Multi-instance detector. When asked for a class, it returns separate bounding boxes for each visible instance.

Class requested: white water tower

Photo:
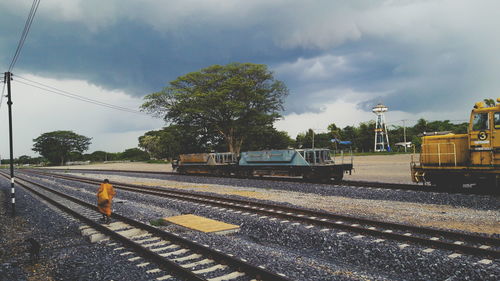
[372,103,390,152]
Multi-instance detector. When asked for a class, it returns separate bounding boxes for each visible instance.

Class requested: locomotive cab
[412,98,500,189]
[469,103,500,166]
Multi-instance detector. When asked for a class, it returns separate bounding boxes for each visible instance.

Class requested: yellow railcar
[411,99,500,189]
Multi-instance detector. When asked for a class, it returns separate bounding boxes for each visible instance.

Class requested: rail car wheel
[302,172,313,180]
[319,176,330,183]
[237,170,252,178]
[431,175,462,191]
[332,173,344,184]
[476,176,499,194]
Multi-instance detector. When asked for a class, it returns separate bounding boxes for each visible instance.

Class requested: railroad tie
[207,271,245,281]
[183,259,215,269]
[192,264,228,274]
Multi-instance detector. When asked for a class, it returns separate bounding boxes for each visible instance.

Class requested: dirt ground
[44,154,417,184]
[345,154,416,183]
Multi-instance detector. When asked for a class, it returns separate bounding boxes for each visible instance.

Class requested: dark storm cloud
[276,35,499,114]
[0,8,316,99]
[1,0,499,117]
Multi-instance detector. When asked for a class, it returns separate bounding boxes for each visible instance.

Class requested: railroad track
[22,169,500,261]
[1,171,291,281]
[36,168,495,195]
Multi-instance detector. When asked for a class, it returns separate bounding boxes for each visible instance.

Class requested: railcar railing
[417,143,457,166]
[331,149,353,165]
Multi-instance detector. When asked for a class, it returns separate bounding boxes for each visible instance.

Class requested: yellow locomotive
[411,99,500,189]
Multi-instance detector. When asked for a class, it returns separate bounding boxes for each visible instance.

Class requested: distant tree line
[293,119,468,153]
[2,130,151,166]
[2,147,151,166]
[137,118,469,159]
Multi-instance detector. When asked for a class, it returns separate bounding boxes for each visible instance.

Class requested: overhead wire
[14,76,148,116]
[2,0,40,111]
[8,0,41,72]
[1,0,147,117]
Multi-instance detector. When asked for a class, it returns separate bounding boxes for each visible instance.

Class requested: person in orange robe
[97,179,116,223]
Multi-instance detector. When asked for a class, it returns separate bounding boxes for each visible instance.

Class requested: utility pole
[403,119,407,153]
[311,129,315,149]
[5,72,15,216]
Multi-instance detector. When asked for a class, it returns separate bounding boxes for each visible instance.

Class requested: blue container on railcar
[239,149,310,166]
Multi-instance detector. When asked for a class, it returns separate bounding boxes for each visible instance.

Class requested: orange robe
[97,183,116,216]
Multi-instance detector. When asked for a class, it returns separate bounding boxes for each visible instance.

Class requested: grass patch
[146,160,170,164]
[150,218,167,226]
[350,152,413,156]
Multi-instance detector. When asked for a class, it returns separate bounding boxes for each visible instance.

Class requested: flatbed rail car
[173,148,353,183]
[173,152,237,176]
[239,149,352,182]
[411,98,500,189]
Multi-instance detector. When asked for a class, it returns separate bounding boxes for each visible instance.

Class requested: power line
[8,0,41,72]
[14,78,146,115]
[13,76,148,116]
[16,75,147,115]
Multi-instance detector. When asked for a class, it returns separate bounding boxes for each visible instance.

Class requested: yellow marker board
[163,214,239,234]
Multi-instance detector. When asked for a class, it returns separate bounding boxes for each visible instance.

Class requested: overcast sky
[1,0,498,157]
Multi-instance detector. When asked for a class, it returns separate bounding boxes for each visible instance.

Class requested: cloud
[274,54,353,81]
[0,73,164,157]
[0,0,499,148]
[276,95,471,139]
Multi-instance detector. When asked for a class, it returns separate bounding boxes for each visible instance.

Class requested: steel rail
[36,167,494,195]
[1,171,291,281]
[0,172,205,281]
[23,169,500,259]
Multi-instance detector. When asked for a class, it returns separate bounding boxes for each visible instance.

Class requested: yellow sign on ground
[163,214,240,234]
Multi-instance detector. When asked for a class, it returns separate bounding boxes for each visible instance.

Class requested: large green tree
[240,126,294,151]
[139,126,182,160]
[139,125,210,160]
[141,63,289,154]
[32,131,92,165]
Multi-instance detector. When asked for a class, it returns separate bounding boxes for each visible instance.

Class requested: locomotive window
[495,113,500,129]
[472,113,489,130]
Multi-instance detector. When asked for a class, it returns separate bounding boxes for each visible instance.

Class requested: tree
[138,134,163,158]
[357,121,376,152]
[484,98,496,107]
[241,126,294,151]
[84,151,109,162]
[32,131,92,165]
[295,129,331,149]
[341,125,358,150]
[139,125,207,160]
[121,148,150,161]
[141,63,289,154]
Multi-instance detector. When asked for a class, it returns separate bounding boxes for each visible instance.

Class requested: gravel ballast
[44,170,500,236]
[11,171,499,281]
[0,177,180,281]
